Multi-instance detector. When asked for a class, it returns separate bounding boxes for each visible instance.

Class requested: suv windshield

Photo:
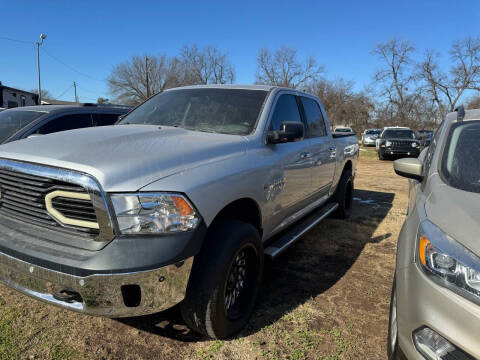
[0,110,45,143]
[382,129,415,139]
[441,121,480,194]
[366,129,380,135]
[118,88,267,135]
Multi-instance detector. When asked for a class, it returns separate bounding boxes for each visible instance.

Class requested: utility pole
[73,82,78,104]
[145,56,150,98]
[36,34,47,104]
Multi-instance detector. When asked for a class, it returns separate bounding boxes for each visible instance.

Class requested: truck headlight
[111,193,200,234]
[385,140,392,147]
[418,220,480,305]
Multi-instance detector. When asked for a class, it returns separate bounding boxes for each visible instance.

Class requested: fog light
[413,327,474,360]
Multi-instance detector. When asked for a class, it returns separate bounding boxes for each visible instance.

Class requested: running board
[264,202,339,259]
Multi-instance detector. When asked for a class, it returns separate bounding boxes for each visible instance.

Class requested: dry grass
[0,152,408,359]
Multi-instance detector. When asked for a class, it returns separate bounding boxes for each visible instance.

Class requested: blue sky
[1,0,479,103]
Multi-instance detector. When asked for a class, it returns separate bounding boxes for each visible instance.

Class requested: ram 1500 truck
[0,85,358,339]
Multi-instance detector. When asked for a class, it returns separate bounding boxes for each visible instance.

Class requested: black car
[376,127,420,160]
[0,104,131,144]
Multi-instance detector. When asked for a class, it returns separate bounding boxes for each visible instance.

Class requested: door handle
[328,147,336,152]
[300,152,312,159]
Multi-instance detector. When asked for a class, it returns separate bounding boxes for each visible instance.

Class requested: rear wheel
[181,219,263,339]
[333,169,354,219]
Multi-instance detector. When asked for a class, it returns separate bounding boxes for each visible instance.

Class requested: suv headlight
[111,193,200,234]
[385,140,392,147]
[412,142,419,148]
[418,220,480,305]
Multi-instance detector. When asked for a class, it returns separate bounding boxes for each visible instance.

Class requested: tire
[333,168,354,219]
[387,277,400,360]
[181,219,264,339]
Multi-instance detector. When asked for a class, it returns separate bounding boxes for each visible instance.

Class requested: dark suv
[0,104,131,144]
[376,127,420,160]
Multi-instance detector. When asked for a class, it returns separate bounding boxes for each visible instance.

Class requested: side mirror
[394,158,423,181]
[267,122,304,144]
[27,133,43,139]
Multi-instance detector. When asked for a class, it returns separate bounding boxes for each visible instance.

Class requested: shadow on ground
[118,188,395,341]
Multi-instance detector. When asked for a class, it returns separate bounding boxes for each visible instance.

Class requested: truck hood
[0,125,248,191]
[425,182,480,257]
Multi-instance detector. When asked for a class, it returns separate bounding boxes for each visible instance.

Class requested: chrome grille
[0,168,99,236]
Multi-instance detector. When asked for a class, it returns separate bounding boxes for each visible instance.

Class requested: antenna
[455,105,465,121]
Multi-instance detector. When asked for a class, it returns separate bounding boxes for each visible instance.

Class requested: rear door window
[35,113,93,135]
[300,97,326,137]
[269,94,303,131]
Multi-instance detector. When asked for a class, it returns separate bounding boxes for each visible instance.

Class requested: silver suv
[390,106,480,359]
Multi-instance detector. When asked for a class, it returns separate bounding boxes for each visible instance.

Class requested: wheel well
[343,160,352,175]
[211,198,262,236]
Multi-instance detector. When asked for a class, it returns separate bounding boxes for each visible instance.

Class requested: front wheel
[181,219,263,339]
[387,277,400,359]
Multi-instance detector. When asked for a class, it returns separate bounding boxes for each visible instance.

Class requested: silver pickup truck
[0,85,358,338]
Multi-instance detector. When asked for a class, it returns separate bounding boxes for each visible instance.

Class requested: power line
[55,84,73,99]
[0,36,33,44]
[42,48,103,82]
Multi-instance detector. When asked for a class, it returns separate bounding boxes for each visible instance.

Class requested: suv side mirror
[394,158,423,181]
[267,122,304,144]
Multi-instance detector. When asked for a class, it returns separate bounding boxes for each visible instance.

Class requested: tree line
[107,39,480,131]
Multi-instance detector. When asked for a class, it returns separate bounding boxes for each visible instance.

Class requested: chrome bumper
[0,251,193,317]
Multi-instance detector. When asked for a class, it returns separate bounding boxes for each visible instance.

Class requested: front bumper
[0,250,193,317]
[362,138,377,146]
[396,263,480,359]
[0,216,206,317]
[379,148,420,157]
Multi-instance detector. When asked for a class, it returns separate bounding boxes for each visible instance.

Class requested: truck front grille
[0,168,99,237]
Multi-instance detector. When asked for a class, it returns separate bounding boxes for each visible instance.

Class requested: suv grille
[390,140,413,150]
[0,168,99,236]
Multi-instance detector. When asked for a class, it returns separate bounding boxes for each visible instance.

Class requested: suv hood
[425,182,480,256]
[0,125,248,191]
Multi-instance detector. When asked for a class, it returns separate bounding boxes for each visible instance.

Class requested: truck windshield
[0,110,45,143]
[382,130,415,139]
[118,89,267,135]
[441,121,480,194]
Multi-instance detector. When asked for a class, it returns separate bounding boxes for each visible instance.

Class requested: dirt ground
[0,148,409,360]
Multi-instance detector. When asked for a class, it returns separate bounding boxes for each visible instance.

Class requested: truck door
[299,96,336,198]
[266,93,312,218]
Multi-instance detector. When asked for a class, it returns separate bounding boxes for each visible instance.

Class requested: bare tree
[107,55,182,105]
[418,37,480,113]
[372,39,418,125]
[255,46,324,89]
[467,96,480,109]
[307,78,374,131]
[180,45,235,85]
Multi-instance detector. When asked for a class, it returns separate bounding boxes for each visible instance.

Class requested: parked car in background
[362,128,381,146]
[0,85,358,339]
[389,107,480,360]
[376,127,420,160]
[334,126,354,134]
[0,104,131,144]
[416,129,434,148]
